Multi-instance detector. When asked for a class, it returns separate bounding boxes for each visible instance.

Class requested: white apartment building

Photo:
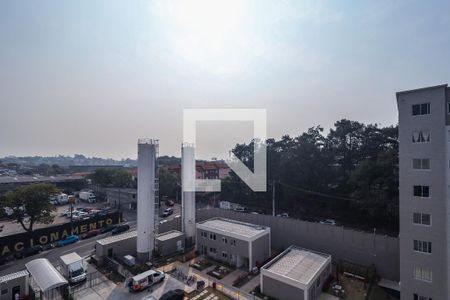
[397,84,450,300]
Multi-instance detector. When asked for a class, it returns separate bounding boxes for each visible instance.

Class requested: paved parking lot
[0,202,109,236]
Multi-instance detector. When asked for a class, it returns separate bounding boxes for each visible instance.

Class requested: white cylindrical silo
[182,144,196,247]
[137,139,156,262]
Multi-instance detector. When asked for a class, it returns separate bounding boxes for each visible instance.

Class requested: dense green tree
[1,183,58,232]
[220,119,399,233]
[158,168,179,199]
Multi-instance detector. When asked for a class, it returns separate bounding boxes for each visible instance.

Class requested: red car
[81,230,100,239]
[166,200,174,207]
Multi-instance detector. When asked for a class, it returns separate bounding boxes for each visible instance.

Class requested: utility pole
[272,179,275,216]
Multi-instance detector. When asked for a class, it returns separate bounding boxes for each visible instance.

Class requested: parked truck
[49,193,69,205]
[60,252,87,284]
[79,191,96,203]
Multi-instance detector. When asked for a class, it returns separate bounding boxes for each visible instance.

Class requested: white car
[61,209,71,217]
[320,219,336,226]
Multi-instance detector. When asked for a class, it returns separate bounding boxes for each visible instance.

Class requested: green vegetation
[0,183,59,232]
[221,119,399,233]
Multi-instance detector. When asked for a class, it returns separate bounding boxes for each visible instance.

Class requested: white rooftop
[25,258,68,292]
[0,270,29,284]
[97,230,137,245]
[156,230,184,242]
[197,218,268,239]
[264,246,331,286]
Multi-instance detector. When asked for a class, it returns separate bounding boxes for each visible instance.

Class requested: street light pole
[272,178,276,217]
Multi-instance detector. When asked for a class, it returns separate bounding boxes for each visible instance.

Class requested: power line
[278,181,358,202]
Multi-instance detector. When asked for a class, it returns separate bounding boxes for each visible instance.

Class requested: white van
[128,270,165,292]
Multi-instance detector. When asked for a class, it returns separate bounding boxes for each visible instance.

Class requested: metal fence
[70,271,110,294]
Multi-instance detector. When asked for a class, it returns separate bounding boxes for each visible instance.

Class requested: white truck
[49,193,69,205]
[79,191,96,203]
[60,252,87,284]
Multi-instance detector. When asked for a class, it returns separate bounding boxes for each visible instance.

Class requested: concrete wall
[262,276,304,300]
[197,208,400,281]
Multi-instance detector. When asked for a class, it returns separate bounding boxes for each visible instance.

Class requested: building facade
[397,84,450,300]
[196,218,270,271]
[106,188,137,209]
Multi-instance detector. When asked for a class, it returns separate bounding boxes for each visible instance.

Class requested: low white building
[261,245,331,300]
[196,218,270,271]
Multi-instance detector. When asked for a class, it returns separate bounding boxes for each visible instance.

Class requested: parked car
[0,254,15,265]
[112,224,130,235]
[73,211,90,221]
[15,245,43,259]
[233,206,245,212]
[61,209,72,217]
[56,235,79,247]
[159,289,184,300]
[99,224,117,234]
[165,200,174,207]
[162,208,173,218]
[81,229,100,239]
[159,219,168,225]
[320,219,336,226]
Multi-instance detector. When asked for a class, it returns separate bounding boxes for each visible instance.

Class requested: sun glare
[155,0,250,74]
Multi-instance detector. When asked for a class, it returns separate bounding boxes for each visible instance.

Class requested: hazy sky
[1,1,450,160]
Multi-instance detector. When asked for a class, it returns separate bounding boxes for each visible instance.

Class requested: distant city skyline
[1,1,450,159]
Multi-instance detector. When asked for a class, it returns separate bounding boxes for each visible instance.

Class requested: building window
[448,102,450,114]
[413,240,432,254]
[412,159,430,170]
[209,233,216,240]
[209,247,216,254]
[414,294,432,300]
[230,239,236,246]
[412,103,430,116]
[222,251,228,258]
[413,185,430,197]
[222,237,227,244]
[412,130,430,143]
[413,213,431,226]
[413,266,432,282]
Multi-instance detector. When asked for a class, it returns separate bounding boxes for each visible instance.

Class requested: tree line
[221,119,399,234]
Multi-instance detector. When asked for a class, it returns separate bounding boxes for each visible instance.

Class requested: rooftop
[396,84,448,96]
[0,270,29,284]
[156,230,184,242]
[97,230,137,245]
[0,175,84,184]
[60,252,82,265]
[263,246,331,287]
[197,217,269,239]
[25,258,68,292]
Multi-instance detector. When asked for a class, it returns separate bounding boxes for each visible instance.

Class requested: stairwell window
[413,240,432,254]
[413,185,430,197]
[412,130,430,143]
[413,159,430,170]
[413,213,431,226]
[412,103,430,116]
[414,294,432,300]
[413,266,432,282]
